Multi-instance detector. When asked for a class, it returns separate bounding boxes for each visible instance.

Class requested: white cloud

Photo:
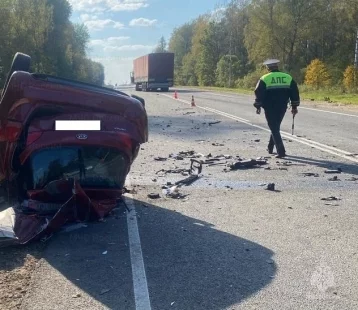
[69,0,149,13]
[103,44,155,52]
[129,18,157,27]
[89,36,130,46]
[84,18,124,31]
[80,14,98,22]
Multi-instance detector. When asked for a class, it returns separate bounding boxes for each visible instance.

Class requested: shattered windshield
[27,146,128,190]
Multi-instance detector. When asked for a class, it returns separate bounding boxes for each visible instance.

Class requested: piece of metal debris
[72,293,81,298]
[302,172,319,177]
[266,183,275,191]
[212,143,225,146]
[328,176,340,181]
[209,121,221,125]
[148,193,160,199]
[229,158,267,170]
[321,196,340,201]
[346,177,358,181]
[154,157,167,161]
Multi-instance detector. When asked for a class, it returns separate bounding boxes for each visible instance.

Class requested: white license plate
[55,120,101,131]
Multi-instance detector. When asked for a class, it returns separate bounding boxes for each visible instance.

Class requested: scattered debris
[156,168,190,175]
[148,193,161,199]
[302,172,319,177]
[277,161,294,166]
[100,289,111,295]
[266,183,275,191]
[324,168,342,174]
[229,158,267,170]
[346,177,358,181]
[169,151,203,159]
[154,157,167,161]
[212,143,225,146]
[328,176,340,181]
[208,121,221,126]
[184,112,195,115]
[72,293,81,298]
[254,139,260,142]
[321,196,341,201]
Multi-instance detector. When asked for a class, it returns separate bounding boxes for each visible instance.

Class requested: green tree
[196,21,225,86]
[154,36,167,53]
[216,55,241,87]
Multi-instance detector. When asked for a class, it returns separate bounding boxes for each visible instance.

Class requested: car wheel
[1,52,31,97]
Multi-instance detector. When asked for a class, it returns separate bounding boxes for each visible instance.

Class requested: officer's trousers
[264,106,287,155]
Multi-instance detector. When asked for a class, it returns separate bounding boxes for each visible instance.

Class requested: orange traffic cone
[174,91,178,99]
[191,95,196,107]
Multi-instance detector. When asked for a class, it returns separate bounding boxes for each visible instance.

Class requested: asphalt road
[21,87,358,310]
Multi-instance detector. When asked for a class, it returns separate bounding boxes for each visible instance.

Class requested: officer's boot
[275,141,286,158]
[272,133,286,158]
[267,135,274,154]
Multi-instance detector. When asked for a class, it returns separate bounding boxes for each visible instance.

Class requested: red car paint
[0,70,148,245]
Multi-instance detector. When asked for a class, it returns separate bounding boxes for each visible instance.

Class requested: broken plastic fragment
[266,183,275,191]
[148,193,160,199]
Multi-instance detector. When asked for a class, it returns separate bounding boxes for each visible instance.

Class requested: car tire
[1,52,31,97]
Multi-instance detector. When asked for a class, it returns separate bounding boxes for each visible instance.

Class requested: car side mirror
[131,94,145,107]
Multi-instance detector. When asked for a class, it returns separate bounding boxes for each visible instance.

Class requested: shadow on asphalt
[38,198,275,309]
[0,243,44,271]
[287,155,358,176]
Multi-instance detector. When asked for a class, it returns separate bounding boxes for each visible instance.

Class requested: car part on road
[301,172,320,177]
[154,157,167,161]
[321,196,341,201]
[148,193,161,199]
[229,158,268,170]
[208,121,221,126]
[266,183,275,191]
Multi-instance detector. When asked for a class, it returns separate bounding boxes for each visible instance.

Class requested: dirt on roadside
[0,243,45,310]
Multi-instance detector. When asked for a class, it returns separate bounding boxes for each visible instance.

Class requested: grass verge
[177,86,358,105]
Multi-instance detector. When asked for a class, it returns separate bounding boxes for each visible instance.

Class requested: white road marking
[178,90,358,118]
[125,178,152,310]
[161,94,358,164]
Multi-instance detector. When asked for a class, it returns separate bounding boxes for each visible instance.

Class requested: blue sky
[69,0,225,85]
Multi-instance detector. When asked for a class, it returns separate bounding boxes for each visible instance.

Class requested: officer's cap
[263,59,280,67]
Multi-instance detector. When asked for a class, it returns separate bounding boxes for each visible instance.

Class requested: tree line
[166,0,358,92]
[0,0,105,88]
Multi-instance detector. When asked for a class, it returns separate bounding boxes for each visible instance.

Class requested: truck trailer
[130,52,174,92]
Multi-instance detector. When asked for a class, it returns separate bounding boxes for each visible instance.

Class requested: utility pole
[354,29,358,88]
[229,31,232,88]
[355,28,358,69]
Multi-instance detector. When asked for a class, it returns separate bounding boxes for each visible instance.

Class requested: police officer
[254,59,300,158]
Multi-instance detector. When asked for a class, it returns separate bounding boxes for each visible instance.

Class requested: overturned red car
[0,53,148,246]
